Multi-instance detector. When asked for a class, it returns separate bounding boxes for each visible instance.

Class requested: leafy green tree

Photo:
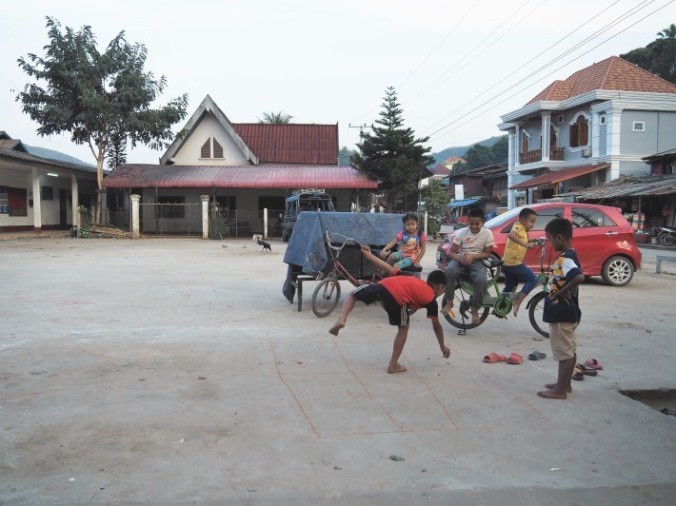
[621,24,676,84]
[106,134,127,171]
[421,179,449,238]
[490,135,508,164]
[259,112,293,124]
[338,146,356,166]
[16,17,188,223]
[352,86,434,210]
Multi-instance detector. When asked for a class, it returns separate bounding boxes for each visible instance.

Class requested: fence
[138,202,202,236]
[209,207,284,239]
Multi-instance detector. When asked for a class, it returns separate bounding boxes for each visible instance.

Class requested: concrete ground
[1,236,675,505]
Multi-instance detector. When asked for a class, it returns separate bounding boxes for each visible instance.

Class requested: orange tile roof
[527,56,676,105]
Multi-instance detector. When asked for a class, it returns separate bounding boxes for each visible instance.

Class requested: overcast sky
[2,0,674,165]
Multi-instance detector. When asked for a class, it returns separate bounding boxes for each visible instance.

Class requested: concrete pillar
[263,208,269,239]
[31,167,42,231]
[507,131,515,209]
[541,114,550,161]
[201,195,210,239]
[71,174,79,231]
[131,194,141,239]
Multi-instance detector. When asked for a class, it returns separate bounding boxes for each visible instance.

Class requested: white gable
[171,112,249,166]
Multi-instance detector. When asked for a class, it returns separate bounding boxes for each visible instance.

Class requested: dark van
[282,189,335,241]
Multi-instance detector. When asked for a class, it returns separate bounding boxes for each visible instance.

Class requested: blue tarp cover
[283,211,403,274]
[447,198,481,207]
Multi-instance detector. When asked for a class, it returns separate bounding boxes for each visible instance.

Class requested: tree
[259,112,293,124]
[421,179,448,238]
[621,24,676,84]
[16,17,188,223]
[338,146,356,166]
[454,135,508,173]
[352,87,434,210]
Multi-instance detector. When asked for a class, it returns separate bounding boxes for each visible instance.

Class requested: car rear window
[571,207,616,228]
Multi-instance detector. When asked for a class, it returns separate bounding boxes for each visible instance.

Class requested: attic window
[201,140,211,158]
[200,137,224,159]
[213,139,223,158]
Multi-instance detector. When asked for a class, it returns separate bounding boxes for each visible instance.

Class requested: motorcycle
[656,226,676,246]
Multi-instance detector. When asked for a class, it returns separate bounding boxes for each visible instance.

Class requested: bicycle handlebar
[324,232,364,253]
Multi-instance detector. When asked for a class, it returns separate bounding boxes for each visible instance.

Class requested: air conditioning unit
[580,147,592,158]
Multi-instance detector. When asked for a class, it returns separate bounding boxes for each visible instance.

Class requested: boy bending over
[329,246,450,374]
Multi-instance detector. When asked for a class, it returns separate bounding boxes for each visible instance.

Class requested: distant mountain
[431,135,505,165]
[25,144,95,168]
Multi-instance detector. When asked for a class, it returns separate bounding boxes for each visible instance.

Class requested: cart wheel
[312,277,341,317]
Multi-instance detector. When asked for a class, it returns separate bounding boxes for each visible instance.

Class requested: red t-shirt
[378,276,439,317]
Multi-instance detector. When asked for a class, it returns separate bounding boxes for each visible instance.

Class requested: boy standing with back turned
[538,218,584,400]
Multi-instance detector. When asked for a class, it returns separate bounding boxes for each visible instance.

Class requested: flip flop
[507,352,523,365]
[572,366,585,381]
[577,364,598,376]
[584,358,604,370]
[483,352,507,363]
[528,351,546,361]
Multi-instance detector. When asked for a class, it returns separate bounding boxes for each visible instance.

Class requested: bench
[291,275,316,312]
[655,256,676,274]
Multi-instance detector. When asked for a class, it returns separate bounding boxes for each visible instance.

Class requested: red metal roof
[527,56,676,105]
[102,164,378,189]
[231,124,338,165]
[510,164,610,190]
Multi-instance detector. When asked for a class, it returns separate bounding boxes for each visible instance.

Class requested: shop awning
[447,198,481,207]
[510,164,609,190]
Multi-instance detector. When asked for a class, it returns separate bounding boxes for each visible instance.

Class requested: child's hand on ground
[441,345,451,359]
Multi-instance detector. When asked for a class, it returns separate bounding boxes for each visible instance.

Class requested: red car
[436,203,642,287]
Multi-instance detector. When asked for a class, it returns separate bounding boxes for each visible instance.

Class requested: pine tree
[352,87,434,210]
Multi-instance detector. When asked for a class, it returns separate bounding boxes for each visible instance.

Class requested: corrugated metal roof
[0,146,98,174]
[563,174,676,199]
[527,56,676,105]
[232,123,338,165]
[102,164,378,189]
[510,164,609,190]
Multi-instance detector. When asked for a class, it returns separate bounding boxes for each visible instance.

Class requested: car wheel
[601,255,634,286]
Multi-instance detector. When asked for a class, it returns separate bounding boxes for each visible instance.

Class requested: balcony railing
[519,147,565,164]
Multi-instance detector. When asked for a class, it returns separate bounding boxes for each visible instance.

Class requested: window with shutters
[569,113,589,148]
[201,139,211,158]
[213,139,223,158]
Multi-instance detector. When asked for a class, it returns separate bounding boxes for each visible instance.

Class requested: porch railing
[519,147,565,164]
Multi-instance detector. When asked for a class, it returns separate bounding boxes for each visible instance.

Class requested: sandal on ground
[483,352,507,363]
[528,351,546,361]
[507,352,523,365]
[584,358,603,370]
[572,366,585,381]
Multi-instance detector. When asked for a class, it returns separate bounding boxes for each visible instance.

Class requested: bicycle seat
[401,264,423,273]
[482,258,503,269]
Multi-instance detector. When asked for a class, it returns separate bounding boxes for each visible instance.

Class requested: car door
[569,205,620,275]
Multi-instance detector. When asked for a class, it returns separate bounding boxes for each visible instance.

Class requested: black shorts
[352,284,409,327]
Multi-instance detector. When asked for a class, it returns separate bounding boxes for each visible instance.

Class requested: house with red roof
[102,95,377,235]
[498,56,676,207]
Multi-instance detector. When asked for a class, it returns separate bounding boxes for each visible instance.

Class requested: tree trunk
[94,146,105,224]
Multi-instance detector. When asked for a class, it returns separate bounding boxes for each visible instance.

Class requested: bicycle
[311,232,421,318]
[442,238,551,338]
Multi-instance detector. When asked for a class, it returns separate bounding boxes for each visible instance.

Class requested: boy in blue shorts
[538,218,584,400]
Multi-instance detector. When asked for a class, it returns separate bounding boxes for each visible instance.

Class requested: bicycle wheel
[442,287,489,330]
[528,291,549,338]
[312,277,341,318]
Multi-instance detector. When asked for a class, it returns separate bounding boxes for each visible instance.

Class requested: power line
[428,0,675,141]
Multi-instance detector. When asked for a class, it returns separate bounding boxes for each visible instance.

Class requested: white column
[591,112,600,158]
[31,167,42,231]
[263,208,269,239]
[70,174,79,231]
[131,194,141,239]
[201,195,210,239]
[514,124,521,168]
[507,131,516,209]
[541,114,551,161]
[607,109,622,180]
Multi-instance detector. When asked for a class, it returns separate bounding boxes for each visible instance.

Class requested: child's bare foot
[471,309,480,324]
[387,363,407,374]
[545,383,572,393]
[328,321,345,336]
[537,389,567,399]
[512,301,522,317]
[441,301,454,316]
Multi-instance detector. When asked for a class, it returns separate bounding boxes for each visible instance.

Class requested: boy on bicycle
[502,207,539,317]
[441,208,495,324]
[329,246,450,374]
